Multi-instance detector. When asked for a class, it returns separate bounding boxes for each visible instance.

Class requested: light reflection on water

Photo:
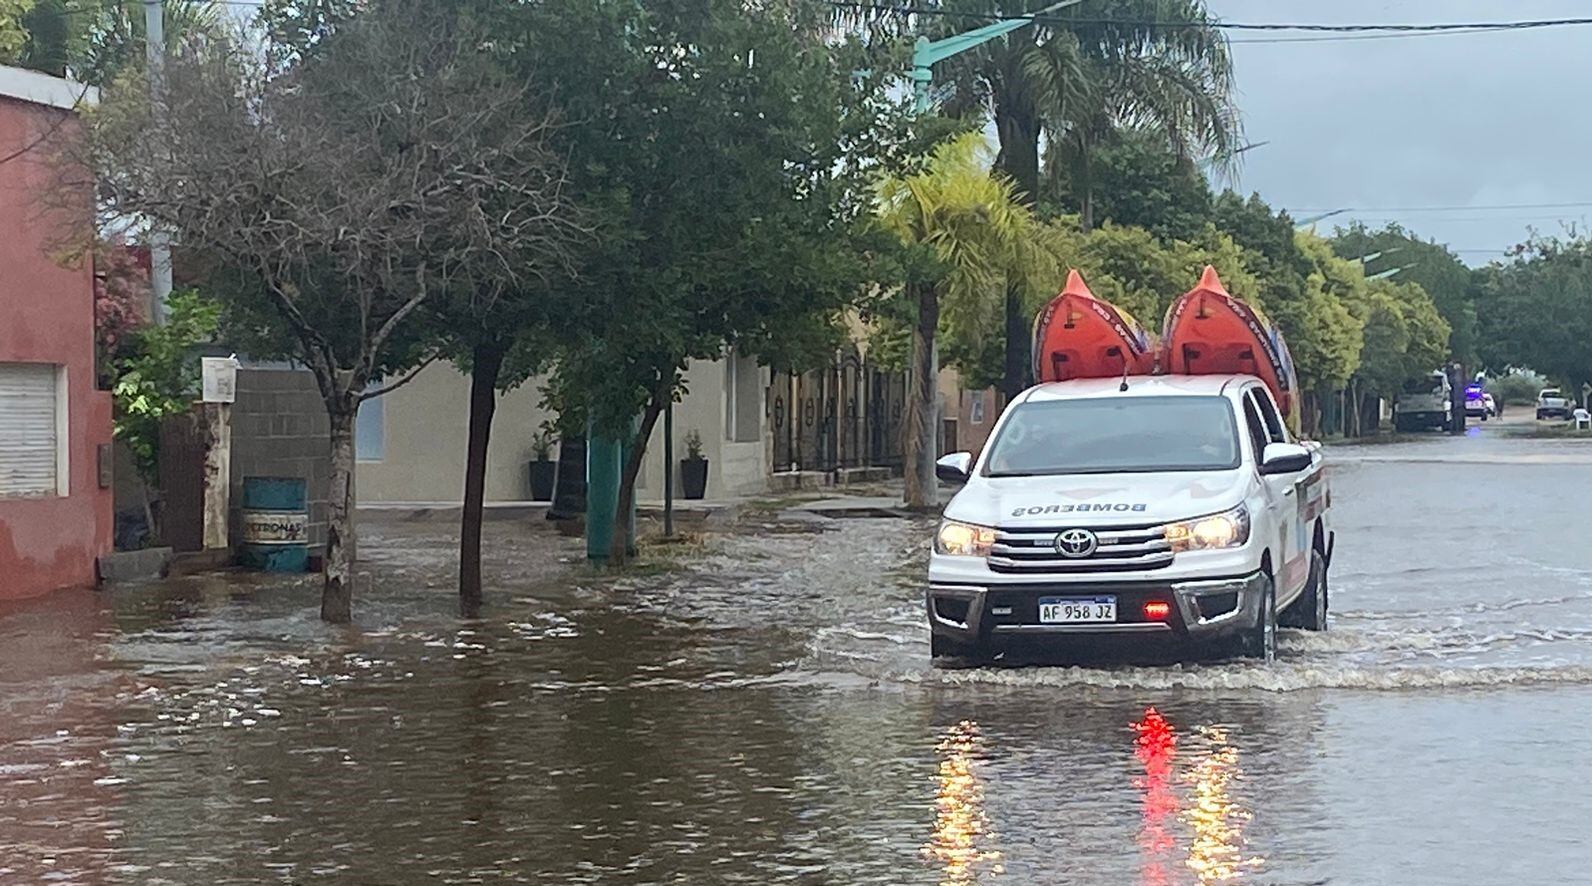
[1182,724,1262,883]
[925,719,1002,884]
[1134,707,1179,886]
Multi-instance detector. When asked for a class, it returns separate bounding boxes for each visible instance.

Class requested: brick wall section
[230,369,331,548]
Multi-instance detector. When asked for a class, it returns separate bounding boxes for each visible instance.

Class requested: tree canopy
[1476,235,1592,398]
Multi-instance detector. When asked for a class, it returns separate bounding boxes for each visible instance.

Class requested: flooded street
[6,426,1592,884]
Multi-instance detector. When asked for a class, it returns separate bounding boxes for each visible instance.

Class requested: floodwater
[6,420,1592,884]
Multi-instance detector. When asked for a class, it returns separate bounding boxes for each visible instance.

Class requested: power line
[826,3,1592,36]
[1290,201,1592,214]
[1231,28,1517,45]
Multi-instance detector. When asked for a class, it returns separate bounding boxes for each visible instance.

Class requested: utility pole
[143,0,173,324]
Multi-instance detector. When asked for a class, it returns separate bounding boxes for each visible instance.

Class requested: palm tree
[1033,1,1239,231]
[875,132,1041,507]
[838,1,1238,399]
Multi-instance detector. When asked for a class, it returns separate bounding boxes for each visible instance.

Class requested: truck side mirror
[1259,442,1312,475]
[936,452,973,483]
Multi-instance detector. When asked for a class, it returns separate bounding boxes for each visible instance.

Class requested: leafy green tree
[1034,217,1256,324]
[1476,235,1592,402]
[0,0,35,63]
[1332,222,1476,366]
[8,0,221,83]
[840,0,1237,401]
[1046,129,1213,242]
[527,0,888,560]
[105,290,219,541]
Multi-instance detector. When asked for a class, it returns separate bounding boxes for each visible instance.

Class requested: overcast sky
[1212,0,1592,265]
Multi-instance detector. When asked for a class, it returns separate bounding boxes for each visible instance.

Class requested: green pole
[909,0,1084,117]
[621,416,638,557]
[585,421,621,563]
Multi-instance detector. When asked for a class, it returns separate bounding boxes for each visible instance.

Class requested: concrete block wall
[230,368,331,547]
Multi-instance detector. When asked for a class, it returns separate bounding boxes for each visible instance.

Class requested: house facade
[354,352,771,506]
[0,66,113,598]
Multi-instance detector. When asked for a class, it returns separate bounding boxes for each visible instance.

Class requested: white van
[927,374,1332,664]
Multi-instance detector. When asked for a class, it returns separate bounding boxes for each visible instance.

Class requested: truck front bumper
[926,572,1269,645]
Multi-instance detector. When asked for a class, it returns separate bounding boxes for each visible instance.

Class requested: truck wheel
[1238,575,1277,662]
[1280,548,1328,631]
[931,633,985,667]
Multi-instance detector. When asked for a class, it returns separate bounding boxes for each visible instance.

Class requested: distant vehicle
[1394,371,1452,431]
[1537,389,1573,421]
[1484,393,1498,417]
[1465,384,1490,421]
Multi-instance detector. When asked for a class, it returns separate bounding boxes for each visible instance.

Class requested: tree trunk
[608,390,667,564]
[459,340,506,618]
[547,432,586,522]
[322,407,357,623]
[993,90,1041,402]
[904,282,940,509]
[1077,132,1097,232]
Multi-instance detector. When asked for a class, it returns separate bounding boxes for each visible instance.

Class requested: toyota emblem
[1054,528,1098,558]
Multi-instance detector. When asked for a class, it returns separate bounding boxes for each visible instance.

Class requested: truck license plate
[1038,596,1116,624]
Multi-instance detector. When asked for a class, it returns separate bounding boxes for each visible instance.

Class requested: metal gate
[770,347,905,474]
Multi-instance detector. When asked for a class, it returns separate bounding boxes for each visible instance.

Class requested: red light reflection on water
[1133,707,1178,886]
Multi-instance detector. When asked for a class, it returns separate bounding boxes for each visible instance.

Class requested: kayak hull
[1032,271,1157,384]
[1161,268,1299,420]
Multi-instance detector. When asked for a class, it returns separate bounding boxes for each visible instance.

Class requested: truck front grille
[987,524,1173,574]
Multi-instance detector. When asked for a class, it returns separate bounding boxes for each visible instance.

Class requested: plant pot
[528,459,556,502]
[680,456,709,500]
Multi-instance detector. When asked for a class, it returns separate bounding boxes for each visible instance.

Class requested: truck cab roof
[1015,374,1261,405]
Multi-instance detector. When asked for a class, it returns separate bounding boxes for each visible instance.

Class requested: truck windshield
[984,396,1241,477]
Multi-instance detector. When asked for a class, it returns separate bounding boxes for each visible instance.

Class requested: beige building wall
[355,363,552,504]
[633,351,769,503]
[355,354,769,505]
[936,367,1003,460]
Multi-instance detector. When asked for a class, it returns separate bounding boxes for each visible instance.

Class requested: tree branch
[359,351,440,402]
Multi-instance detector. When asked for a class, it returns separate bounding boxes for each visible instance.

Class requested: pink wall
[0,93,113,599]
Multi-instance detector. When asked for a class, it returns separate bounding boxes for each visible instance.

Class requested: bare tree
[81,7,577,621]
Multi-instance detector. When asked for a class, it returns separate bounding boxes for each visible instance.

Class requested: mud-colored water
[4,426,1592,883]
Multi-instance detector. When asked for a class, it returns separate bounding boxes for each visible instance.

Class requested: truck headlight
[935,520,996,557]
[1165,505,1250,553]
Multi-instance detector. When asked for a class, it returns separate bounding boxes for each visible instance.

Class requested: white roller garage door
[0,363,60,498]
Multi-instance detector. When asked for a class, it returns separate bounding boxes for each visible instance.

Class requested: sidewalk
[359,479,931,523]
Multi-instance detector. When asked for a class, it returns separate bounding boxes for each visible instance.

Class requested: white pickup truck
[927,375,1332,664]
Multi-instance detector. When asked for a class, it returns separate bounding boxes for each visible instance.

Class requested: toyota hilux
[927,375,1332,664]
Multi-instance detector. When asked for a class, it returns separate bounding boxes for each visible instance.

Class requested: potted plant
[528,431,557,502]
[680,429,708,500]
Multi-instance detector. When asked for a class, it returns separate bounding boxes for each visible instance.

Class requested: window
[1241,395,1269,461]
[1248,388,1288,444]
[723,350,761,443]
[0,363,66,498]
[970,396,986,425]
[356,385,385,462]
[983,396,1241,477]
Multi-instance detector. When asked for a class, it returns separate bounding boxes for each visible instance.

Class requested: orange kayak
[1032,270,1157,384]
[1161,266,1300,418]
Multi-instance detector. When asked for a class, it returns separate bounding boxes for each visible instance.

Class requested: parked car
[1538,389,1573,421]
[1394,371,1452,431]
[927,374,1332,665]
[1484,393,1498,417]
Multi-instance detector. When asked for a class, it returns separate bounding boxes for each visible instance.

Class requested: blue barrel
[239,477,309,572]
